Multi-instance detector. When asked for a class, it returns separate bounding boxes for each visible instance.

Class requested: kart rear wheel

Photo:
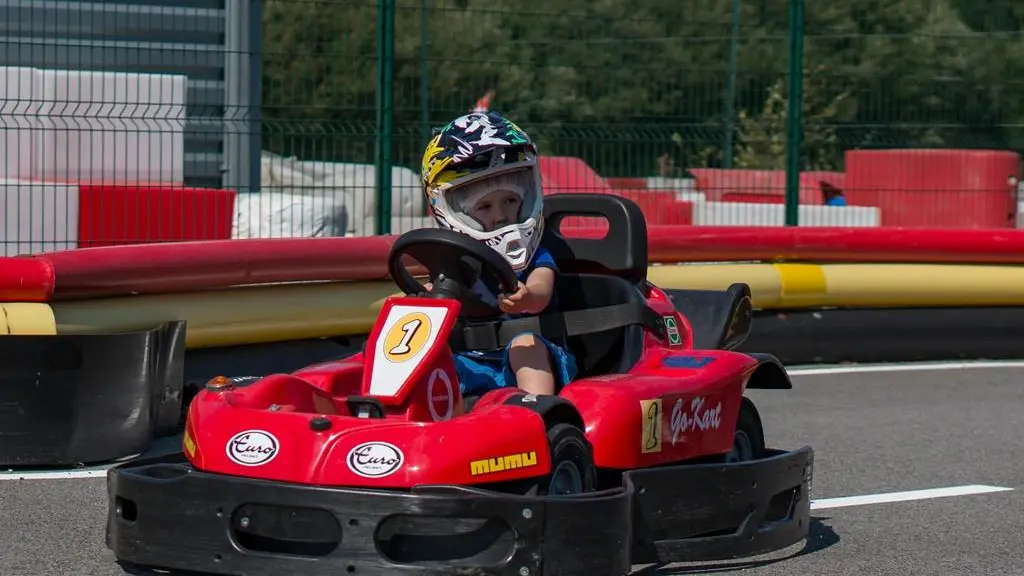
[536,423,597,496]
[725,398,766,463]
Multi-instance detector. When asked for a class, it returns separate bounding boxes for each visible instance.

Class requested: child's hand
[499,282,532,314]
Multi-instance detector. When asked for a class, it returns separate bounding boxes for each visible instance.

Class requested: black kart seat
[450,194,668,378]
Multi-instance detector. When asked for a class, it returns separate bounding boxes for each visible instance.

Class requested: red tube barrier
[642,226,1024,264]
[0,236,404,302]
[7,225,1024,303]
[0,258,56,302]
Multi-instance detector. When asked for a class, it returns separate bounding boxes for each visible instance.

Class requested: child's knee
[507,334,552,368]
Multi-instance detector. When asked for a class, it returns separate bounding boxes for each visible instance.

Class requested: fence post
[375,0,396,235]
[420,0,430,148]
[722,0,740,168]
[784,0,804,226]
[224,0,263,196]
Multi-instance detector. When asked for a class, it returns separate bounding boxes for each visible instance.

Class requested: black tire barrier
[741,307,1024,365]
[0,321,185,467]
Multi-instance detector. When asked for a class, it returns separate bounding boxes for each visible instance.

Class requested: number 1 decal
[383,312,432,363]
[388,318,422,355]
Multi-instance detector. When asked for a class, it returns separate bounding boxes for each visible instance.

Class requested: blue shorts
[453,333,577,396]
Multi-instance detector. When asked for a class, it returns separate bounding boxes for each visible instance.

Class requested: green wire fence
[2,0,1023,253]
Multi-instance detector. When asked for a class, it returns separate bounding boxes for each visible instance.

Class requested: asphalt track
[2,362,1022,576]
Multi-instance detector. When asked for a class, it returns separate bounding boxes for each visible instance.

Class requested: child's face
[468,189,522,231]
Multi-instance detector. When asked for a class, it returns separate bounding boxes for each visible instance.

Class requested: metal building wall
[0,0,238,189]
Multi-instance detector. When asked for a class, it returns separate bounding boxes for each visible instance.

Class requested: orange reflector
[206,375,233,391]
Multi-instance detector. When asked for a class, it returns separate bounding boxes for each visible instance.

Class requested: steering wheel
[387,228,520,319]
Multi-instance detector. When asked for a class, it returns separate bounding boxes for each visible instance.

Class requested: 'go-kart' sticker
[347,441,405,478]
[226,430,279,466]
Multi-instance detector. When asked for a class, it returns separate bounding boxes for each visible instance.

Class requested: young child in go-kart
[419,111,576,397]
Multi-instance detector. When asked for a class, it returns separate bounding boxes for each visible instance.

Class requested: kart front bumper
[106,447,812,576]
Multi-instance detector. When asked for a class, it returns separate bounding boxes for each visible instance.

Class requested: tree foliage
[260,0,1024,177]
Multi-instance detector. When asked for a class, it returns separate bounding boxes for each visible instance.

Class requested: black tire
[725,398,766,463]
[535,423,598,496]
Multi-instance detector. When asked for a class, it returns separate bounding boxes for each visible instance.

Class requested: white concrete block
[36,69,187,183]
[0,67,187,183]
[0,67,43,181]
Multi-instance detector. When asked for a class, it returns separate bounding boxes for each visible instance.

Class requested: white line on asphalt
[0,469,110,480]
[810,484,1014,510]
[788,360,1024,376]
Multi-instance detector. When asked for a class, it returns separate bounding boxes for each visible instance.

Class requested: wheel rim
[548,460,584,495]
[725,430,754,463]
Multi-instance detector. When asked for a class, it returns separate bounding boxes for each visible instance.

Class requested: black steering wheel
[387,228,520,319]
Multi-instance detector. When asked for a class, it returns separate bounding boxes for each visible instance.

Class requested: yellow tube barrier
[49,282,401,349]
[650,263,1024,308]
[648,264,787,308]
[7,263,1024,346]
[0,303,57,335]
[819,264,1024,306]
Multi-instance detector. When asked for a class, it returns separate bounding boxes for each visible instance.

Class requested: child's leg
[507,334,555,394]
[506,334,577,395]
[453,352,507,396]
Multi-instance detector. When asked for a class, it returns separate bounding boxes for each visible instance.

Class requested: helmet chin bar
[476,218,540,273]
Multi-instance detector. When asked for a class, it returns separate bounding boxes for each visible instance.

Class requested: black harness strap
[450,302,667,352]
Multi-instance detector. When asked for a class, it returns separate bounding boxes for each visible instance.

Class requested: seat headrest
[542,193,649,285]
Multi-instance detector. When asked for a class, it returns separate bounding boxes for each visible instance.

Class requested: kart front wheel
[537,423,597,496]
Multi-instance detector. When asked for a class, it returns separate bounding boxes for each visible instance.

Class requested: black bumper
[106,447,812,576]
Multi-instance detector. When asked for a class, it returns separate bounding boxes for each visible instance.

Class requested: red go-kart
[106,194,813,576]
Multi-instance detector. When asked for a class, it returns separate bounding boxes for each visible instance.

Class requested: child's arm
[500,266,555,314]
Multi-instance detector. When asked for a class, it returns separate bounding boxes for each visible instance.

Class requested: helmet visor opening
[443,168,541,231]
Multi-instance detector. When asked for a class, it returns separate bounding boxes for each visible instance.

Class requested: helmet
[420,111,544,272]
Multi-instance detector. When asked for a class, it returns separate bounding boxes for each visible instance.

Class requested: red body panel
[182,283,763,488]
[559,348,756,469]
[184,393,551,489]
